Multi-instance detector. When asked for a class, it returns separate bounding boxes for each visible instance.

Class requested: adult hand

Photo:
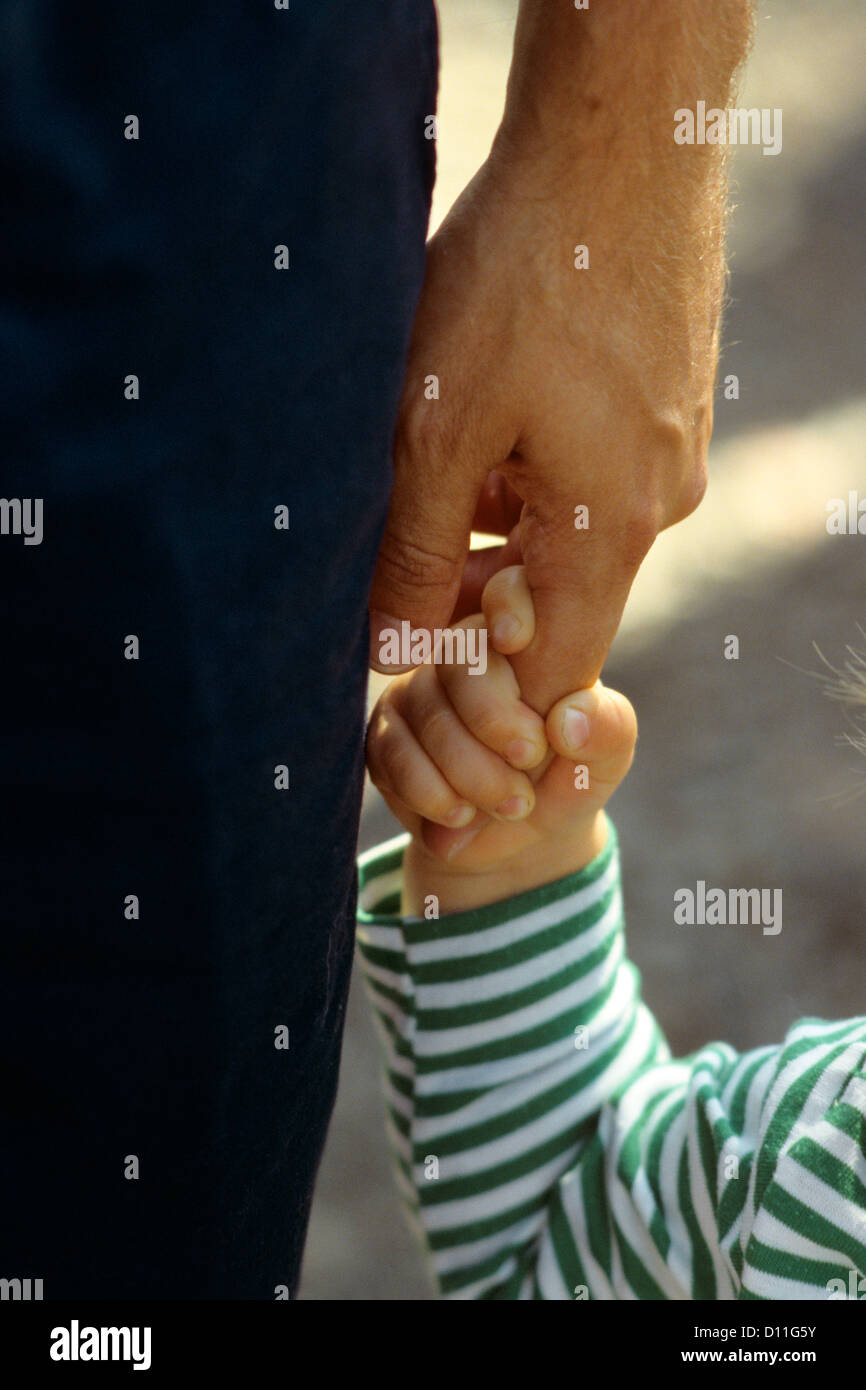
[369,0,753,716]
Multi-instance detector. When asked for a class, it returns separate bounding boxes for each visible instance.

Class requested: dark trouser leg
[0,0,438,1298]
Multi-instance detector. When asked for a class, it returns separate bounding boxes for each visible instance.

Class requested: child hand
[366,566,637,914]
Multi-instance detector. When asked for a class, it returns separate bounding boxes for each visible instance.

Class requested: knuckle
[415,701,453,749]
[427,789,461,822]
[676,462,708,522]
[373,719,414,787]
[475,769,516,811]
[376,528,460,600]
[397,389,448,462]
[655,401,712,526]
[468,707,509,751]
[397,376,478,471]
[482,564,521,608]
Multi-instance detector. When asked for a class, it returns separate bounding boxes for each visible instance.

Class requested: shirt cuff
[356,815,624,1019]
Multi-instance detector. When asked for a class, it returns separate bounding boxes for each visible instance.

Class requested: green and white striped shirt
[356,819,866,1300]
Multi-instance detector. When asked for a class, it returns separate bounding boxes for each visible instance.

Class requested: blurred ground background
[300,0,866,1298]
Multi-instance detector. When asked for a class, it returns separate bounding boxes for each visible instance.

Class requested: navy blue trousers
[0,1,437,1298]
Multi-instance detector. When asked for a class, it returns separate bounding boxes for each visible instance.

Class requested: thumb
[507,493,638,715]
[369,427,484,674]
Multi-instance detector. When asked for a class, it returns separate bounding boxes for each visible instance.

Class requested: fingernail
[495,795,531,821]
[505,737,539,769]
[563,707,590,752]
[369,611,413,671]
[492,615,521,647]
[445,804,476,828]
[445,823,485,861]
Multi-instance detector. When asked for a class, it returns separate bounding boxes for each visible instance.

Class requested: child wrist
[403,812,608,916]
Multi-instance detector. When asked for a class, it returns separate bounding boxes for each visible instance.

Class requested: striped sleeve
[356,819,866,1300]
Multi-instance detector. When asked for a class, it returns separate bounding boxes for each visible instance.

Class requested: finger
[365,702,477,828]
[369,381,487,673]
[504,470,652,714]
[447,525,522,625]
[449,528,522,624]
[481,564,536,655]
[437,621,547,770]
[392,666,536,821]
[546,682,638,788]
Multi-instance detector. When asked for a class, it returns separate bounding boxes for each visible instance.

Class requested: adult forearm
[501,0,755,162]
[495,0,756,360]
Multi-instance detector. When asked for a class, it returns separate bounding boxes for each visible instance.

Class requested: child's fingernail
[505,737,539,768]
[563,707,590,752]
[495,795,531,821]
[445,804,476,828]
[492,615,521,647]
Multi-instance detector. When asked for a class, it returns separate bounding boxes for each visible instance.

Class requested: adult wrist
[496,0,754,172]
